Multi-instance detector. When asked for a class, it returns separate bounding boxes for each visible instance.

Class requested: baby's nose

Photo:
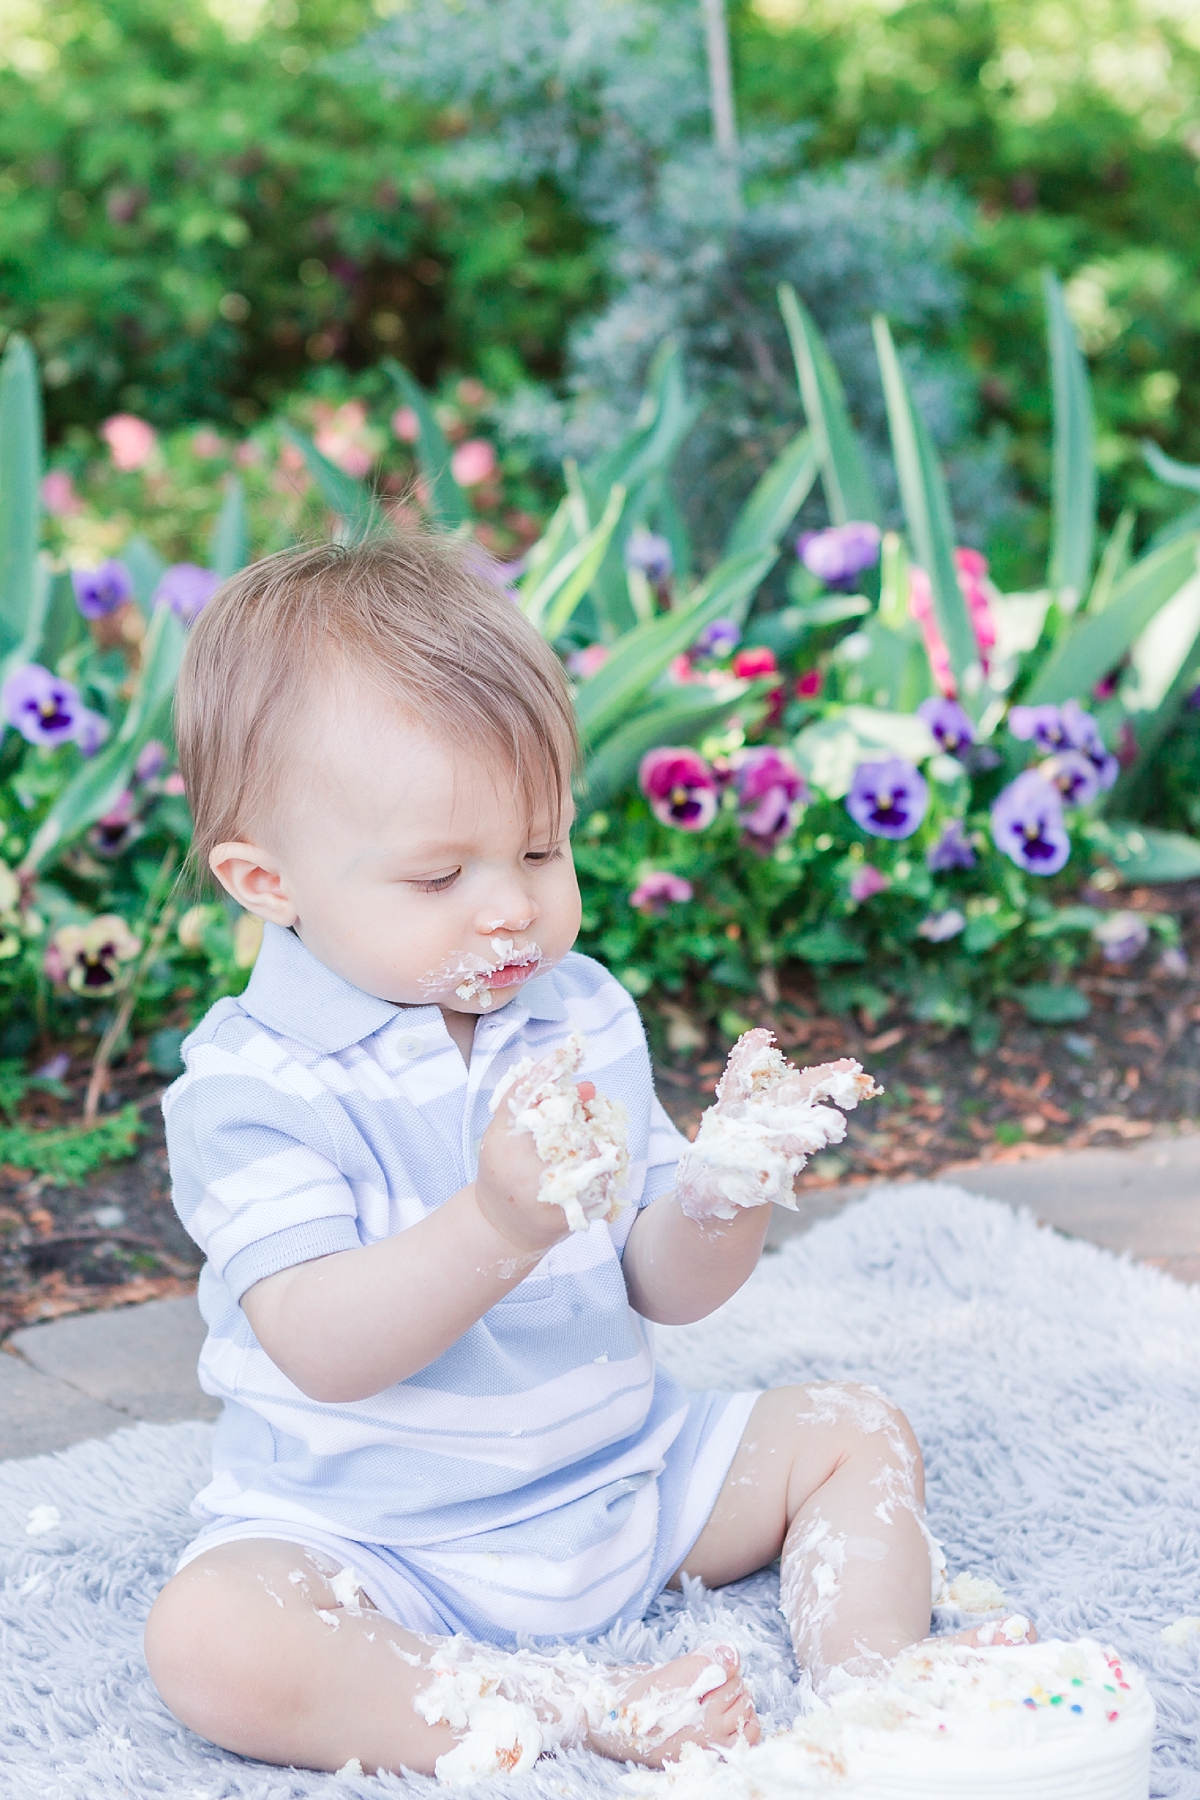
[480,913,534,935]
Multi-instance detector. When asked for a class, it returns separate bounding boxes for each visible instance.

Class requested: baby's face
[217,693,581,1014]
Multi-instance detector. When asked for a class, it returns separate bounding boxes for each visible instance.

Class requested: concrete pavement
[3,1128,1199,1461]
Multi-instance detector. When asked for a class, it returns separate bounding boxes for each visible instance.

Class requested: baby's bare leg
[673,1384,935,1692]
[145,1539,758,1775]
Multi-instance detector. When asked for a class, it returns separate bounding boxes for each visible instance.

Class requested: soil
[3,880,1198,1341]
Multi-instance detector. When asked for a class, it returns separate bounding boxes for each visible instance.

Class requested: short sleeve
[164,1035,363,1302]
[642,1093,689,1209]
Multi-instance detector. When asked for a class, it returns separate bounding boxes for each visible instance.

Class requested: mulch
[2,880,1198,1341]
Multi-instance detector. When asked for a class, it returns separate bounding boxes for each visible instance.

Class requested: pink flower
[191,428,224,458]
[668,653,695,684]
[40,470,81,516]
[567,643,610,679]
[100,413,156,472]
[162,771,187,796]
[629,871,694,913]
[795,668,823,700]
[731,746,808,851]
[954,546,997,665]
[638,747,719,832]
[849,864,888,902]
[235,439,263,468]
[908,565,956,697]
[391,405,421,443]
[451,439,498,487]
[314,401,374,478]
[731,646,778,680]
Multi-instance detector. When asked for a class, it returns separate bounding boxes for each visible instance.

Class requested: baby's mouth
[419,938,546,1010]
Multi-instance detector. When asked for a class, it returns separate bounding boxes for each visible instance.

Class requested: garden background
[2,0,1200,1329]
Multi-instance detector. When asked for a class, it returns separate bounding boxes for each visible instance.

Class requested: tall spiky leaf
[724,428,818,560]
[209,476,249,578]
[383,359,468,530]
[0,335,42,661]
[1044,271,1096,611]
[779,285,881,526]
[872,316,976,695]
[279,426,379,542]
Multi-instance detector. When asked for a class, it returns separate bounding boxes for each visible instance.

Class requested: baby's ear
[209,841,297,927]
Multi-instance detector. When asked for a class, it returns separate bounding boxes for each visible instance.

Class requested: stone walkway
[2,1130,1198,1462]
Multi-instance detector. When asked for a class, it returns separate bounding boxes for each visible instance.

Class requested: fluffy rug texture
[2,1183,1199,1799]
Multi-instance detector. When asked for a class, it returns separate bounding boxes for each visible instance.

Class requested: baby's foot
[586,1644,760,1767]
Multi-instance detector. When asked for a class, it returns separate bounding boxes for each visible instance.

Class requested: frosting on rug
[626,1638,1154,1800]
[491,1031,630,1233]
[675,1030,881,1223]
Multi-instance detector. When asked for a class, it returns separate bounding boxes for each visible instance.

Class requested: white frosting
[416,1637,729,1783]
[1161,1615,1200,1647]
[946,1572,1009,1614]
[626,1639,1154,1800]
[419,937,546,1011]
[490,1030,629,1233]
[675,1030,881,1223]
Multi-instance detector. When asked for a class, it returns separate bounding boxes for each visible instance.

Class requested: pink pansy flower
[731,646,778,680]
[849,864,888,902]
[732,746,808,852]
[100,413,157,472]
[629,871,694,913]
[450,439,498,487]
[40,470,82,516]
[391,405,421,443]
[638,747,719,832]
[796,668,823,700]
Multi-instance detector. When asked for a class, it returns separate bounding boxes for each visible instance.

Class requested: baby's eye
[410,870,460,893]
[525,846,564,866]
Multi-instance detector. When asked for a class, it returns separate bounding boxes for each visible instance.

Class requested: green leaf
[382,359,468,530]
[209,475,249,578]
[1093,822,1200,884]
[522,483,626,640]
[1084,507,1134,615]
[20,604,187,873]
[1142,439,1200,495]
[1015,983,1091,1023]
[574,551,773,748]
[793,922,866,965]
[279,424,380,542]
[872,315,977,696]
[794,704,937,799]
[779,285,881,525]
[585,339,696,501]
[0,1105,143,1184]
[1044,270,1096,610]
[1025,532,1200,705]
[123,535,167,616]
[580,685,759,808]
[0,335,42,662]
[723,429,818,562]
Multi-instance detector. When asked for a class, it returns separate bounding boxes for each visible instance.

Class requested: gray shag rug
[3,1183,1199,1799]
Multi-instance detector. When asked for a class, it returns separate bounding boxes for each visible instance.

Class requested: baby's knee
[145,1555,286,1745]
[789,1380,922,1469]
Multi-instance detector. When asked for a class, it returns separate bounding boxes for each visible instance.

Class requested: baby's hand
[474,1082,597,1254]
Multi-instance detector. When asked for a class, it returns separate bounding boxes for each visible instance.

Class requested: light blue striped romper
[165,923,756,1645]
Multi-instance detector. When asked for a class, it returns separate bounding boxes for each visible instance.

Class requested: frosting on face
[675,1029,881,1223]
[418,937,548,1011]
[490,1030,630,1233]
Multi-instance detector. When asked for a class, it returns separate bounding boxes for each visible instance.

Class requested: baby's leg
[145,1539,758,1774]
[674,1384,937,1692]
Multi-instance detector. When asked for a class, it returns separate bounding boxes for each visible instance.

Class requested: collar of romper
[239,920,566,1055]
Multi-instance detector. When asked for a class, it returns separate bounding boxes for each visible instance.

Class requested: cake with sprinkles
[630,1638,1154,1800]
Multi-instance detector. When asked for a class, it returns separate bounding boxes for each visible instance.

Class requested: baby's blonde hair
[174,536,579,878]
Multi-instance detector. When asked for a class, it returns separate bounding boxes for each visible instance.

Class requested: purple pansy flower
[71,559,133,620]
[796,522,881,590]
[926,819,976,872]
[990,771,1070,875]
[1093,911,1150,964]
[845,757,929,840]
[918,696,975,756]
[629,871,694,914]
[849,864,887,902]
[1040,751,1100,807]
[88,789,142,857]
[1,664,83,746]
[732,746,808,852]
[134,739,168,783]
[1008,703,1072,755]
[918,908,966,942]
[154,563,220,624]
[694,617,741,661]
[1059,699,1119,791]
[74,709,110,757]
[625,530,674,586]
[638,747,718,832]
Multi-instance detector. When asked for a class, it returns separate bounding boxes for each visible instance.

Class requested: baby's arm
[241,1087,584,1404]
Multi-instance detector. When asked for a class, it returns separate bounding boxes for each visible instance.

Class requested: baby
[145,537,1014,1779]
